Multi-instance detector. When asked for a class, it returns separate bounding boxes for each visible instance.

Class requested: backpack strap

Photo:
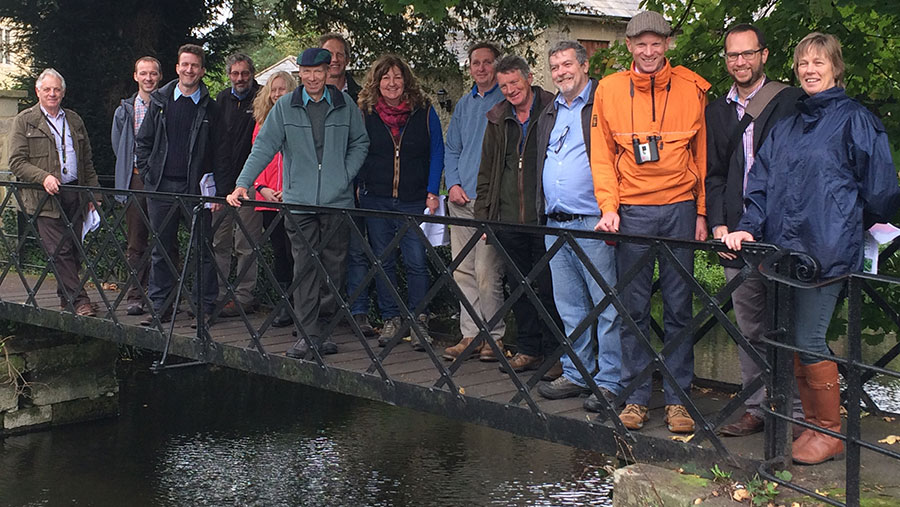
[724,81,790,162]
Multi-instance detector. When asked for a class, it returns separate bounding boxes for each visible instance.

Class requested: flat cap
[625,11,672,38]
[297,48,332,67]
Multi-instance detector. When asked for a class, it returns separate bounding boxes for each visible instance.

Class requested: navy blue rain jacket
[737,87,900,279]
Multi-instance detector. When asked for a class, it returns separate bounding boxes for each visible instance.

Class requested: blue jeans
[618,201,696,406]
[794,283,843,365]
[346,214,371,316]
[545,215,622,394]
[359,193,429,319]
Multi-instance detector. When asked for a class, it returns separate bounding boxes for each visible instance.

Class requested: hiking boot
[479,340,503,362]
[542,361,563,381]
[583,387,617,413]
[126,302,144,316]
[271,304,293,328]
[619,404,649,430]
[499,353,543,373]
[218,301,241,318]
[410,314,432,351]
[377,316,402,347]
[442,336,481,361]
[665,405,695,434]
[353,313,376,337]
[537,376,590,400]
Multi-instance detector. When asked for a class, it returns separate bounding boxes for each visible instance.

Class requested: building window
[578,39,609,60]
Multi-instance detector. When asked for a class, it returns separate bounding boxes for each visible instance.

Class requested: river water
[0,359,616,507]
[2,328,898,507]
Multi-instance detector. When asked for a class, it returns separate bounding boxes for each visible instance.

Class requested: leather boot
[793,355,817,447]
[442,337,481,361]
[792,360,844,465]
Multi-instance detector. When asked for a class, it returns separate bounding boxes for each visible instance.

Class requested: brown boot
[792,360,844,465]
[499,353,542,373]
[479,340,503,362]
[542,361,563,381]
[442,337,481,361]
[793,355,817,446]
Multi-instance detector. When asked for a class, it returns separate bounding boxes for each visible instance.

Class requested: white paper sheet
[421,194,449,247]
[863,223,900,274]
[81,208,100,243]
[200,172,216,209]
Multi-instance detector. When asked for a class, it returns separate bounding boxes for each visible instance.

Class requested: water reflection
[0,362,614,507]
[695,328,900,413]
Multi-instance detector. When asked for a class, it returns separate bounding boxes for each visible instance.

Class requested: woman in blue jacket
[356,54,444,351]
[724,33,900,465]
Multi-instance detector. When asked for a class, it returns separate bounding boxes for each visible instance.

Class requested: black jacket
[535,79,598,223]
[705,79,803,267]
[214,82,260,196]
[135,79,218,194]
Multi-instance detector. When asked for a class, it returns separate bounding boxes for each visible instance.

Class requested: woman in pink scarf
[356,54,444,351]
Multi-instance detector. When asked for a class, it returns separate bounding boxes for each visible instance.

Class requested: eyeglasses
[724,48,764,62]
[229,70,251,78]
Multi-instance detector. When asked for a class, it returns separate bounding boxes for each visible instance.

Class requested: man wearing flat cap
[591,11,710,434]
[227,47,369,360]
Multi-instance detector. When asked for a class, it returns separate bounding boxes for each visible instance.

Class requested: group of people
[9,9,899,467]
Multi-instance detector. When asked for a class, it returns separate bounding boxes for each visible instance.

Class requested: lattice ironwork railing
[0,181,897,507]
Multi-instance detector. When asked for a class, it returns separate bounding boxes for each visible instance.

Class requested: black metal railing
[0,181,897,506]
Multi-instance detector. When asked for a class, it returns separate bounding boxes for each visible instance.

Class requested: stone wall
[0,326,119,435]
[0,89,25,174]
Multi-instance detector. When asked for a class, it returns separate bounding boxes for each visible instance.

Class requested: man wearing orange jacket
[592,11,709,434]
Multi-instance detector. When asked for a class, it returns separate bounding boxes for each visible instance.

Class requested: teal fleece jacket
[235,84,369,210]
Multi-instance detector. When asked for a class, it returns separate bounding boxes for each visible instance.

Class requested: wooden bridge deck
[2,273,898,495]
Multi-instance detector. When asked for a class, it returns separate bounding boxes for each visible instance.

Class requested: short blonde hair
[793,32,844,88]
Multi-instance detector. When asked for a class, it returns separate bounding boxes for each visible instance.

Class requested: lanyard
[44,114,67,169]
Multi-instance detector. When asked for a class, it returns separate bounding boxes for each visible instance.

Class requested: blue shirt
[443,83,503,197]
[542,82,598,216]
[40,106,78,184]
[173,85,202,104]
[301,86,332,106]
[231,87,250,101]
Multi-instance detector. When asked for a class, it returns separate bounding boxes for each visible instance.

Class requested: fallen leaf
[101,282,118,291]
[712,490,719,497]
[884,416,896,422]
[878,435,900,445]
[694,498,702,504]
[677,468,685,474]
[792,503,801,507]
[458,387,465,395]
[670,434,695,443]
[815,489,830,497]
[733,489,751,501]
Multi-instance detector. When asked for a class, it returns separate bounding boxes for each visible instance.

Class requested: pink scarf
[375,97,411,139]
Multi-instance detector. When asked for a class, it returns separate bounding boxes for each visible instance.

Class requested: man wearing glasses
[706,23,804,437]
[534,41,622,405]
[212,53,262,318]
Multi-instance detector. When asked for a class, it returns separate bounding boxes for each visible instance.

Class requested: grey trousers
[724,267,803,418]
[284,213,349,338]
[212,188,263,304]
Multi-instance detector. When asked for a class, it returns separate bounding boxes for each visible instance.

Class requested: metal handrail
[0,180,897,506]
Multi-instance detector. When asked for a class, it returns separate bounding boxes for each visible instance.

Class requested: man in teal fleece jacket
[227,48,369,359]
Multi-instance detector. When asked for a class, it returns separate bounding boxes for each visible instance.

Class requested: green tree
[590,0,900,150]
[0,0,247,176]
